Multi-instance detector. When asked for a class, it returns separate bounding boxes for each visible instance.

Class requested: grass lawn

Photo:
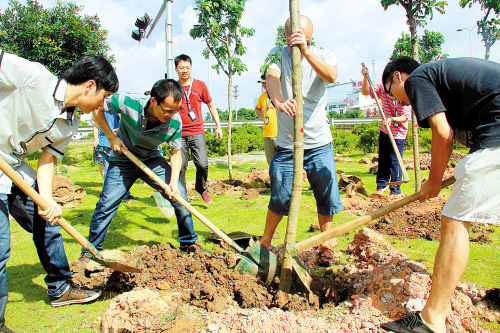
[5,141,500,332]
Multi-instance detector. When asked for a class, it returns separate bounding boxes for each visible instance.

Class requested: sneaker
[380,311,449,333]
[376,186,389,194]
[123,195,139,202]
[180,242,209,256]
[50,286,101,308]
[201,192,212,204]
[0,319,15,333]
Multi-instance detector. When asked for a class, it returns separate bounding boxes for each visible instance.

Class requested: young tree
[190,0,255,180]
[380,0,447,191]
[391,29,448,63]
[0,0,114,76]
[460,0,500,60]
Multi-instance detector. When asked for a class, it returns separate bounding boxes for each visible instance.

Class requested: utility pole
[372,59,375,82]
[233,85,239,120]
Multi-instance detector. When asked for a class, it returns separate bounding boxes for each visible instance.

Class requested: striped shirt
[103,94,182,161]
[369,83,412,140]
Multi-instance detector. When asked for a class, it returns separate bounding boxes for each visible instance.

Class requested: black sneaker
[380,311,449,333]
[0,319,15,333]
[180,242,209,256]
[50,286,101,308]
[123,195,139,202]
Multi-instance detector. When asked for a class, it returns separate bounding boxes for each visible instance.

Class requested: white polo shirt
[0,51,78,194]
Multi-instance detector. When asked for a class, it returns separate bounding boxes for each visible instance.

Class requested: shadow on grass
[6,263,48,304]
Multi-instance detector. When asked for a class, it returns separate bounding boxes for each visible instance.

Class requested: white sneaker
[376,186,389,194]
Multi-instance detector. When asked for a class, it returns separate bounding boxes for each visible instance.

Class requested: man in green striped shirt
[84,79,204,255]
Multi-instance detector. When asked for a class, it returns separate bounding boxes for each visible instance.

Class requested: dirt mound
[52,174,86,209]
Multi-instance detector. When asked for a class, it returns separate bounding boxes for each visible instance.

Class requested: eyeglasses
[287,40,312,48]
[158,103,177,116]
[386,77,394,98]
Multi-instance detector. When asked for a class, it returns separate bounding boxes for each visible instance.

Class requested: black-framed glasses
[287,40,312,48]
[385,77,394,98]
[159,103,177,116]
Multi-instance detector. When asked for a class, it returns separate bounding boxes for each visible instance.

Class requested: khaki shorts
[442,146,500,224]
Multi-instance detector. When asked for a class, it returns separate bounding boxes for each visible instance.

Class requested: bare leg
[318,213,333,247]
[98,163,105,179]
[420,215,470,333]
[260,209,283,249]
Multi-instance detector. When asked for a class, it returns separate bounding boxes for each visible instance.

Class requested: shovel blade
[291,256,312,291]
[233,242,279,284]
[90,257,142,273]
[153,190,175,218]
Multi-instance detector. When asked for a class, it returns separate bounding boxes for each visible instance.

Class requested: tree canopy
[460,0,500,59]
[391,29,448,63]
[0,0,114,76]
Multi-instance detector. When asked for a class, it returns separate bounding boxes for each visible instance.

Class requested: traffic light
[131,13,151,42]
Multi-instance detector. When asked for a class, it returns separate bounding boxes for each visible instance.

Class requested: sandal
[318,246,335,267]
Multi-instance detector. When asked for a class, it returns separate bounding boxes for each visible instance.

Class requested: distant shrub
[352,121,381,153]
[330,128,359,153]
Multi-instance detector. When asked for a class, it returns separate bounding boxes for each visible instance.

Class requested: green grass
[5,142,499,332]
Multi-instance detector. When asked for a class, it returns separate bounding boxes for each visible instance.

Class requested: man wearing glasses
[361,66,412,197]
[259,15,343,267]
[83,79,205,258]
[379,56,500,333]
[174,54,223,205]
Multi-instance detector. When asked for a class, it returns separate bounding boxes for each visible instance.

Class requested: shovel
[294,176,456,255]
[362,62,410,187]
[121,149,278,284]
[0,156,141,273]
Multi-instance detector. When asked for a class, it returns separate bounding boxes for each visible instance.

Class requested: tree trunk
[227,75,233,180]
[408,17,421,192]
[279,0,304,293]
[485,41,492,60]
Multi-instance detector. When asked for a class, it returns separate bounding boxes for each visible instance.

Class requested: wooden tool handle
[294,176,456,253]
[361,63,410,182]
[121,149,245,253]
[0,156,104,259]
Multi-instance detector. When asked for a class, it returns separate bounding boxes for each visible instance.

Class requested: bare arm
[93,106,125,153]
[36,150,61,225]
[255,107,264,121]
[266,68,297,116]
[361,66,371,96]
[291,29,337,83]
[167,149,182,199]
[92,116,99,148]
[419,112,454,202]
[207,101,223,140]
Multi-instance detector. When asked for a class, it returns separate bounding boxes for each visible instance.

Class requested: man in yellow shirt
[255,78,278,165]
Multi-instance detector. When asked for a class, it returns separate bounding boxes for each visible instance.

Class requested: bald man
[259,16,343,267]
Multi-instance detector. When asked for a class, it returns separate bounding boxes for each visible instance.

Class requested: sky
[1,0,498,116]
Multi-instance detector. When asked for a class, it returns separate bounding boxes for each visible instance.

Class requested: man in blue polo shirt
[84,79,205,258]
[0,50,118,331]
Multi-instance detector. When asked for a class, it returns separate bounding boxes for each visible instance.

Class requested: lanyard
[180,78,193,110]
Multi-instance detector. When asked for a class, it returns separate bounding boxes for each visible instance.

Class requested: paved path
[188,152,267,166]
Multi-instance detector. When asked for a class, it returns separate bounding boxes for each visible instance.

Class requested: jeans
[0,182,71,320]
[376,131,406,195]
[85,157,198,251]
[268,143,344,216]
[97,145,131,199]
[179,134,209,195]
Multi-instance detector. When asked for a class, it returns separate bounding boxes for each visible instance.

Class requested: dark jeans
[85,157,198,251]
[179,134,209,195]
[376,131,406,195]
[0,182,71,320]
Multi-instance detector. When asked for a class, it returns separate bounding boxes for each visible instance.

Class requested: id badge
[264,116,269,125]
[188,110,197,121]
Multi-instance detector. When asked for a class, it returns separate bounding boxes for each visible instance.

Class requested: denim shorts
[268,142,343,216]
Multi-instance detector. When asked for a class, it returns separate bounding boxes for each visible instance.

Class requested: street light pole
[457,26,476,57]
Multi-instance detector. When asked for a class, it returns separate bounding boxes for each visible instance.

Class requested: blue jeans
[376,131,406,195]
[269,143,344,216]
[85,157,198,251]
[179,134,209,195]
[0,182,71,320]
[97,145,131,199]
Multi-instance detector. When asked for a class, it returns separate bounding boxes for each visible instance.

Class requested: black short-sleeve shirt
[405,57,500,152]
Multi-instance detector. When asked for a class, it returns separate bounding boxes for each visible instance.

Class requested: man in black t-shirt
[379,56,500,333]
